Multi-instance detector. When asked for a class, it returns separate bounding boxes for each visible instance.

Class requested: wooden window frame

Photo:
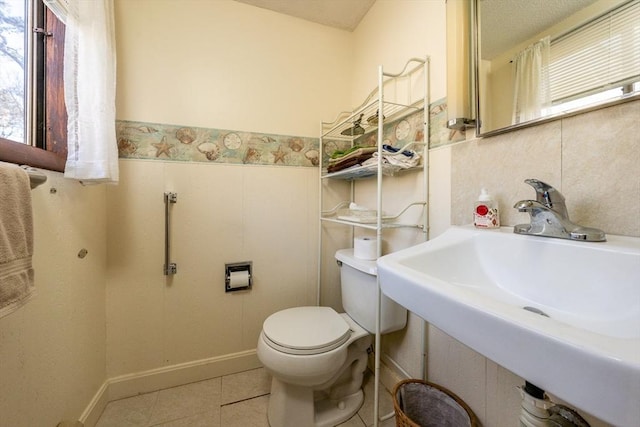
[0,2,66,172]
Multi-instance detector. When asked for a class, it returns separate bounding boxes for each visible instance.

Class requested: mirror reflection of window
[544,0,640,116]
[512,37,550,124]
[477,0,640,135]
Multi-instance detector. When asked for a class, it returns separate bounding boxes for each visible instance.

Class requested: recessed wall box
[225,262,252,292]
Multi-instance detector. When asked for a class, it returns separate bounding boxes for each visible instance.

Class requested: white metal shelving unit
[318,57,430,426]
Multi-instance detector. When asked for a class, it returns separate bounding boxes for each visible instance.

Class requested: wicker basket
[392,379,481,427]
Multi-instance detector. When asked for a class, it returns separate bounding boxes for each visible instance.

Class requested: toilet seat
[262,307,351,355]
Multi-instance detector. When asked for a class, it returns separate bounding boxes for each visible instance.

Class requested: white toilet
[257,249,407,427]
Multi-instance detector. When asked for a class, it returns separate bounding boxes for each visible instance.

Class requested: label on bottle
[474,204,500,228]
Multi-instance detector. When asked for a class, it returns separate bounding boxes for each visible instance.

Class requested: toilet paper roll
[354,236,378,260]
[228,270,250,289]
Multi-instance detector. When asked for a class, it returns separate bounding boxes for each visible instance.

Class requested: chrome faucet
[513,179,606,242]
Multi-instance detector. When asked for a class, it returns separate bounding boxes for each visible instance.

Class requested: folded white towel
[0,161,35,318]
[362,148,421,169]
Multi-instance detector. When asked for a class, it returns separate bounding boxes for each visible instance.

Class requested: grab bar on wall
[164,192,178,275]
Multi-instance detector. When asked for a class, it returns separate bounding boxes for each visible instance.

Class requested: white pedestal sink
[377,225,640,426]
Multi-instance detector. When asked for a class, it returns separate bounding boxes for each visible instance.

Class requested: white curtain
[512,36,551,125]
[46,0,118,183]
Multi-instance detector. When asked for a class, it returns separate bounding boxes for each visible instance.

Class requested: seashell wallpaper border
[115,98,463,167]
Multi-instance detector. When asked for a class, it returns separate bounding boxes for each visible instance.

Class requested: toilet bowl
[257,249,407,427]
[258,307,371,427]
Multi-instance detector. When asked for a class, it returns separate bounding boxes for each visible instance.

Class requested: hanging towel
[0,161,35,318]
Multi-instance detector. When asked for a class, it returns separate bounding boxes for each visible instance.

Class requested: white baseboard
[81,349,408,426]
[79,382,109,427]
[80,349,261,426]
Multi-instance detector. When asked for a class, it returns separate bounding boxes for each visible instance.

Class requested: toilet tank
[335,249,407,334]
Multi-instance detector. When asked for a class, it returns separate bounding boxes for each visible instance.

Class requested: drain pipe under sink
[520,382,591,427]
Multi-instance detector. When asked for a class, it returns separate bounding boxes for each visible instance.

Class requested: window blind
[549,0,640,103]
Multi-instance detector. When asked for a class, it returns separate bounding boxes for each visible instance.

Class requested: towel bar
[21,165,47,189]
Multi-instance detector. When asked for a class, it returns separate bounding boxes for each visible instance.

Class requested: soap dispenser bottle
[474,188,500,228]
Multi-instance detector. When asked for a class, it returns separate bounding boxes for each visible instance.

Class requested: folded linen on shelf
[327,153,374,173]
[326,146,378,173]
[362,145,421,169]
[328,146,378,164]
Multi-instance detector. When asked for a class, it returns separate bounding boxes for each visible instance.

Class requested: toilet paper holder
[225,261,252,292]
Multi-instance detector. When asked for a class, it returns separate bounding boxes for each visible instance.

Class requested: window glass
[0,0,26,143]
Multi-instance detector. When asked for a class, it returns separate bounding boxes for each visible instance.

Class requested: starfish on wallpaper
[272,146,287,164]
[152,137,174,158]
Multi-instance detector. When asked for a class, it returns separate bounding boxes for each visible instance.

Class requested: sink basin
[377,225,640,426]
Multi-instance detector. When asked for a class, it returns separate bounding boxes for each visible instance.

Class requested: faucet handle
[524,179,565,206]
[523,179,569,218]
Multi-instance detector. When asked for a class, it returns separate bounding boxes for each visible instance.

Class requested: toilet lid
[262,307,351,355]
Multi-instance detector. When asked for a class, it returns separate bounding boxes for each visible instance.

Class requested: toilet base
[315,389,364,427]
[267,377,364,427]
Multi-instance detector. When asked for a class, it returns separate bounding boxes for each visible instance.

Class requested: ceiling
[233,0,601,58]
[480,0,601,59]
[233,0,376,31]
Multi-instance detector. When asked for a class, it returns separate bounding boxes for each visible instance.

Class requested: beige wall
[115,0,353,138]
[106,160,318,376]
[0,173,107,426]
[110,0,449,384]
[108,0,350,379]
[351,0,448,103]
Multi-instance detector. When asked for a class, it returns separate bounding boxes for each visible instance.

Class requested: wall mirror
[474,0,640,137]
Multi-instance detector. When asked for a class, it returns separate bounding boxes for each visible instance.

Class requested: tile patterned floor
[95,368,396,427]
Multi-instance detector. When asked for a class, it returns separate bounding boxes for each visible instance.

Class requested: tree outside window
[0,0,25,143]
